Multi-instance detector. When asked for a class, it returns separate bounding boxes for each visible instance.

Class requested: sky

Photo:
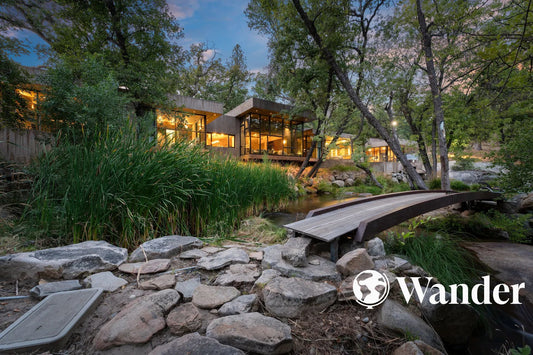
[9,0,270,73]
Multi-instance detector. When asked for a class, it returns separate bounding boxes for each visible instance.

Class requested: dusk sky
[9,0,270,74]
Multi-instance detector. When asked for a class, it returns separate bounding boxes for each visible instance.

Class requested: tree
[286,0,428,189]
[1,0,185,120]
[0,22,30,129]
[219,44,250,111]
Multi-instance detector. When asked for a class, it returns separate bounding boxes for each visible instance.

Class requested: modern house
[3,85,415,172]
[156,96,317,163]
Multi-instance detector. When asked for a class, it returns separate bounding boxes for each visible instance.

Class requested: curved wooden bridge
[283,190,501,261]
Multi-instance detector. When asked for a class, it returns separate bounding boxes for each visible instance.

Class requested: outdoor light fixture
[391,120,398,127]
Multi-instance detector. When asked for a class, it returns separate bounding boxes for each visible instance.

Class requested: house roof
[366,137,415,148]
[168,94,224,124]
[225,97,315,122]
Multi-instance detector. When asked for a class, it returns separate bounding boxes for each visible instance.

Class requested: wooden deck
[284,190,501,260]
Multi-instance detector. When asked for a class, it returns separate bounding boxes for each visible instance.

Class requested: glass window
[207,133,235,148]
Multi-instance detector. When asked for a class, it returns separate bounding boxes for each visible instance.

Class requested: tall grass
[25,131,294,249]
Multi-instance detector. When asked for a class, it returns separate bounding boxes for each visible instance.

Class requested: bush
[429,178,471,191]
[452,156,476,171]
[25,130,294,248]
[386,232,481,287]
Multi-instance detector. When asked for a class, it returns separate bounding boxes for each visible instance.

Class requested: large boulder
[192,284,240,309]
[253,269,282,289]
[281,237,312,267]
[197,248,250,271]
[419,288,479,345]
[332,180,345,188]
[366,237,386,257]
[0,241,128,281]
[519,193,533,213]
[262,245,340,282]
[263,276,337,318]
[129,235,203,262]
[377,300,445,353]
[149,332,245,355]
[336,248,375,276]
[93,289,181,350]
[206,312,293,355]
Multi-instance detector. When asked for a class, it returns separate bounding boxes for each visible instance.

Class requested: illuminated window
[207,133,235,148]
[156,110,206,146]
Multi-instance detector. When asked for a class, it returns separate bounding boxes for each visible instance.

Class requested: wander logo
[353,270,526,309]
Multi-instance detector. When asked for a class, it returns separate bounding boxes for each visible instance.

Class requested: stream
[265,194,533,354]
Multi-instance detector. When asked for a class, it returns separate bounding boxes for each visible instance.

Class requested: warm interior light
[283,139,286,144]
[212,140,219,144]
[391,120,398,127]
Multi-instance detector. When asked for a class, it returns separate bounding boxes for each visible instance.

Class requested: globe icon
[352,270,390,309]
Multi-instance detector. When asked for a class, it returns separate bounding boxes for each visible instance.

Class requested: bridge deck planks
[284,192,448,242]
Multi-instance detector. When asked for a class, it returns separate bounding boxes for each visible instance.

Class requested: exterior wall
[206,114,240,157]
[0,129,51,163]
[170,95,224,116]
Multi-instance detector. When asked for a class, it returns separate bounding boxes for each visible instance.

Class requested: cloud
[201,48,216,62]
[167,0,200,20]
[249,67,267,75]
[1,28,21,39]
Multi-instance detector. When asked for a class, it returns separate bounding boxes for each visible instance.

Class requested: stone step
[0,288,103,352]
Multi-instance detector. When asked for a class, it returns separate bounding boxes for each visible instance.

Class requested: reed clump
[25,130,294,249]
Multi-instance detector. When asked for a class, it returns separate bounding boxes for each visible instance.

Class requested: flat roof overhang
[241,154,318,163]
[168,95,224,124]
[226,97,315,123]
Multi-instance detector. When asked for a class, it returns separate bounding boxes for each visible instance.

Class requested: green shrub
[429,178,441,190]
[25,130,294,248]
[450,180,471,191]
[452,156,476,171]
[386,233,481,287]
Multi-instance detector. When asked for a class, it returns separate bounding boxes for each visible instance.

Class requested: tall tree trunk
[356,163,383,189]
[431,119,438,178]
[292,0,427,190]
[416,0,450,190]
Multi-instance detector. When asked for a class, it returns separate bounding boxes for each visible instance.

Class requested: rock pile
[0,233,480,354]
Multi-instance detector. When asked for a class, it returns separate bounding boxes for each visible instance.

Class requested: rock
[202,246,225,254]
[281,237,312,267]
[206,312,293,354]
[338,275,356,302]
[118,259,171,274]
[179,249,208,259]
[218,294,258,316]
[403,266,430,278]
[366,237,386,257]
[149,332,245,355]
[419,287,479,345]
[345,178,355,187]
[377,300,445,352]
[166,302,202,335]
[175,277,202,301]
[254,269,282,289]
[29,280,82,299]
[129,235,203,262]
[214,264,260,286]
[263,276,337,318]
[519,193,533,212]
[84,271,127,292]
[262,245,340,282]
[139,274,176,290]
[197,248,249,271]
[249,251,263,261]
[332,180,345,188]
[192,284,240,309]
[336,248,375,276]
[392,341,444,355]
[373,255,411,271]
[93,289,180,350]
[0,241,128,281]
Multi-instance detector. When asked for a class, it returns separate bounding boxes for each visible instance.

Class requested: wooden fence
[0,129,51,164]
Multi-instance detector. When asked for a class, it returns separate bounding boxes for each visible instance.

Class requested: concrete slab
[0,288,103,352]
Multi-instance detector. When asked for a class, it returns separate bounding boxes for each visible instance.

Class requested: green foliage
[429,178,471,191]
[509,345,531,355]
[24,130,294,248]
[386,233,481,288]
[426,211,531,243]
[452,156,476,171]
[329,165,358,172]
[492,121,533,192]
[41,57,130,141]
